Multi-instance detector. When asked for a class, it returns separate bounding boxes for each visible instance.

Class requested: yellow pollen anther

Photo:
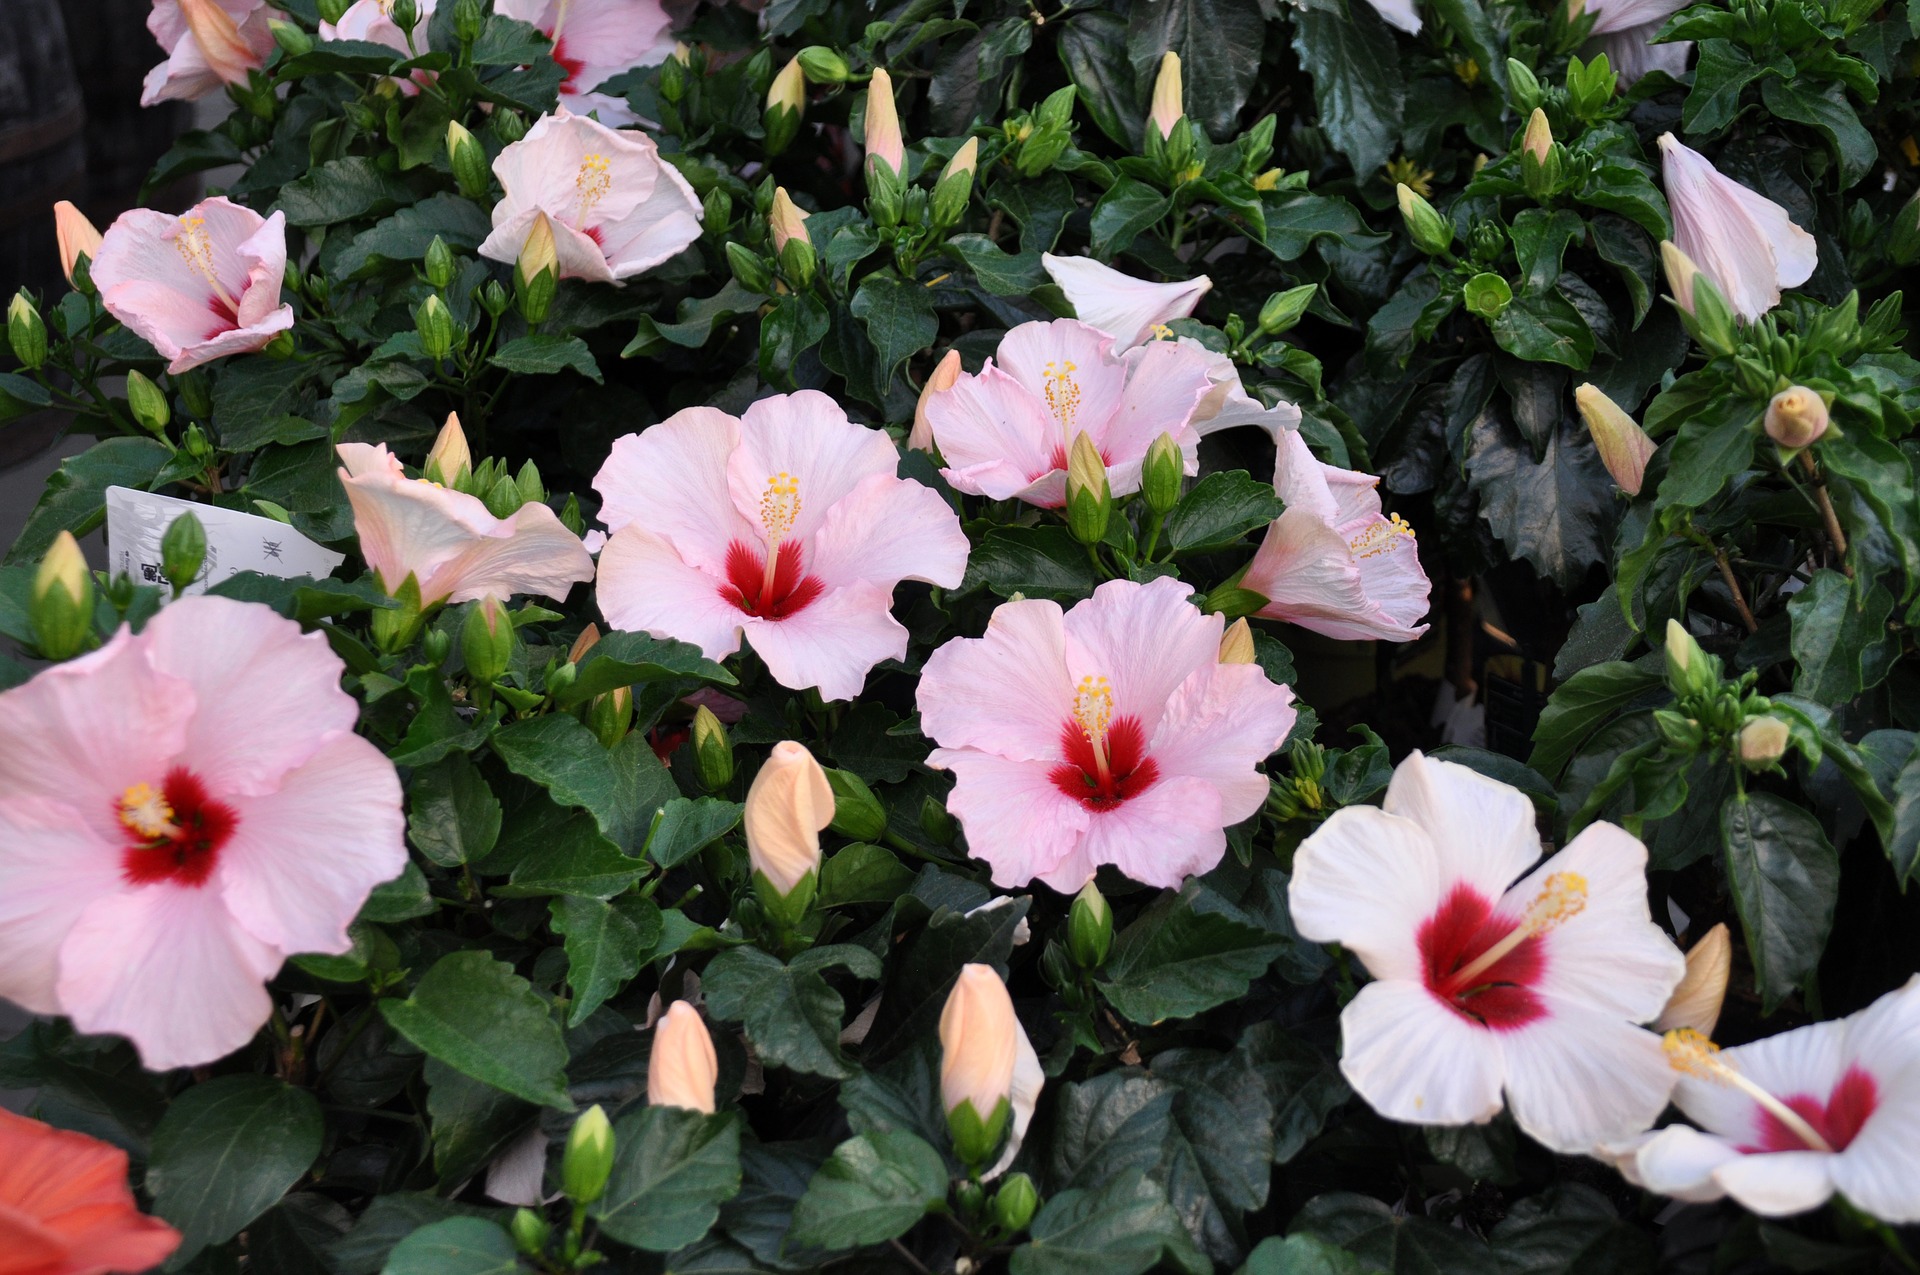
[1150,324,1175,341]
[1662,1028,1836,1153]
[1042,360,1082,449]
[1073,675,1115,781]
[119,783,177,839]
[1450,872,1587,987]
[173,216,236,309]
[575,153,613,222]
[757,473,802,600]
[1350,513,1416,560]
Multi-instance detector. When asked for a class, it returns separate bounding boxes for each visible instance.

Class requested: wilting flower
[1659,134,1817,323]
[744,741,832,895]
[648,1001,719,1114]
[593,392,968,701]
[1575,383,1657,496]
[0,1108,181,1274]
[1289,752,1686,1153]
[141,0,278,105]
[53,202,103,286]
[336,433,596,606]
[1240,430,1431,642]
[320,0,438,93]
[0,596,407,1069]
[909,348,963,453]
[939,963,1043,1178]
[1655,923,1731,1035]
[924,319,1217,508]
[1585,0,1691,83]
[918,576,1296,891]
[1041,254,1212,352]
[91,196,294,374]
[1634,979,1920,1221]
[495,0,675,125]
[478,107,703,285]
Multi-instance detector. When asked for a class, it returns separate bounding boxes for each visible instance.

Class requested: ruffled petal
[1383,751,1543,900]
[593,407,751,572]
[1062,576,1217,740]
[1041,254,1212,351]
[0,798,129,1015]
[1076,773,1226,889]
[927,749,1090,890]
[930,364,1058,501]
[1362,0,1423,33]
[987,1018,1044,1180]
[917,598,1074,762]
[432,502,597,604]
[1099,340,1215,476]
[1499,1006,1675,1153]
[1713,1150,1838,1217]
[1146,663,1296,824]
[1681,1017,1849,1142]
[1288,806,1442,983]
[729,391,901,547]
[990,321,1127,446]
[804,472,969,592]
[1633,1126,1743,1202]
[740,582,905,702]
[1338,979,1506,1126]
[595,526,746,661]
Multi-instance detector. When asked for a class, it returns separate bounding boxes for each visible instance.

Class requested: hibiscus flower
[1659,134,1817,323]
[0,1109,180,1275]
[141,0,278,106]
[495,0,675,125]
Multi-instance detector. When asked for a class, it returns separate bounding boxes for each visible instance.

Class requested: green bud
[264,331,295,359]
[514,458,544,506]
[30,531,94,660]
[920,794,956,845]
[1653,707,1704,752]
[945,1095,1011,1173]
[415,294,456,360]
[176,370,212,420]
[1142,432,1182,516]
[546,658,577,698]
[764,59,806,157]
[124,370,171,435]
[447,121,491,199]
[559,492,585,536]
[702,186,733,237]
[1663,618,1721,701]
[692,704,734,792]
[509,1207,550,1256]
[562,1105,615,1206]
[1463,272,1513,320]
[794,46,849,83]
[479,278,510,318]
[8,292,46,370]
[1067,880,1112,969]
[1064,432,1111,546]
[865,158,905,229]
[462,596,516,686]
[991,1173,1040,1233]
[492,109,528,145]
[160,512,207,594]
[182,422,214,462]
[422,626,452,667]
[725,241,775,295]
[753,863,817,932]
[1200,578,1267,619]
[424,236,455,289]
[316,0,349,22]
[515,266,556,326]
[484,473,523,519]
[930,138,979,228]
[268,19,312,58]
[1015,127,1069,179]
[587,686,633,749]
[825,768,887,843]
[372,573,426,654]
[1506,58,1543,113]
[1519,109,1562,200]
[1396,184,1453,255]
[1258,284,1316,336]
[658,51,687,103]
[453,0,485,44]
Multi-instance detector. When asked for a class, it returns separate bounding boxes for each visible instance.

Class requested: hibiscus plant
[2,0,1920,1271]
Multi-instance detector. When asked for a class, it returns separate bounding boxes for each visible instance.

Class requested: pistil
[1073,675,1114,785]
[1043,360,1081,455]
[1449,872,1587,987]
[173,216,238,312]
[759,473,801,604]
[1663,1028,1836,1153]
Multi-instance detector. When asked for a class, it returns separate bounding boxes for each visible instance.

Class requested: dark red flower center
[1745,1066,1879,1153]
[117,767,238,889]
[1418,884,1547,1030]
[722,539,824,619]
[553,40,584,89]
[1049,715,1159,810]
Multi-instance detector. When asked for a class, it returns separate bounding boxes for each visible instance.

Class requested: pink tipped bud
[1574,383,1656,496]
[1149,52,1183,140]
[1522,108,1552,164]
[943,137,979,182]
[769,188,810,256]
[910,349,962,453]
[939,964,1018,1123]
[53,201,102,285]
[424,412,472,487]
[1765,386,1829,449]
[1737,716,1792,769]
[1655,923,1731,1036]
[864,68,904,179]
[648,1002,719,1114]
[519,212,558,286]
[744,741,833,895]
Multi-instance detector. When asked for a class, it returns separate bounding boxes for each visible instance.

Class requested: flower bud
[1397,184,1453,255]
[1067,881,1111,969]
[453,0,484,43]
[910,349,962,453]
[1520,108,1560,198]
[1659,239,1698,315]
[317,0,349,24]
[1765,386,1829,449]
[1147,51,1183,142]
[8,293,46,371]
[123,370,170,436]
[863,67,905,185]
[931,137,978,227]
[269,18,312,57]
[560,493,585,536]
[462,596,517,686]
[568,623,601,664]
[769,188,810,256]
[1655,923,1731,1036]
[1064,432,1111,546]
[509,1207,550,1256]
[1141,432,1182,516]
[424,412,472,488]
[372,572,426,653]
[745,741,832,916]
[516,214,558,324]
[31,531,93,659]
[1664,618,1719,700]
[160,511,206,593]
[794,46,849,83]
[587,686,632,749]
[561,1105,615,1205]
[423,235,455,289]
[447,121,490,198]
[940,964,1018,1169]
[1506,58,1543,113]
[1258,283,1315,336]
[492,109,528,144]
[764,60,806,156]
[824,767,887,843]
[389,0,419,34]
[484,472,523,519]
[1737,715,1791,770]
[415,294,456,360]
[1218,618,1256,665]
[514,458,544,506]
[53,201,102,288]
[991,1173,1039,1233]
[648,1001,719,1114]
[1521,107,1552,165]
[1574,383,1656,497]
[692,704,734,792]
[725,241,775,295]
[1660,240,1738,356]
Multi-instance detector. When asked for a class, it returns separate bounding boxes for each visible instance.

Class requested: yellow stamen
[575,154,612,224]
[759,472,801,601]
[119,783,177,839]
[1073,675,1114,783]
[1042,360,1081,452]
[1149,323,1175,341]
[173,216,237,310]
[1350,513,1416,560]
[1450,872,1587,987]
[1663,1028,1835,1153]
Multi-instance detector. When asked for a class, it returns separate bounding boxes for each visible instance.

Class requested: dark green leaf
[489,334,603,384]
[647,797,744,869]
[148,1076,322,1262]
[820,844,916,907]
[1097,883,1284,1023]
[8,438,170,564]
[552,895,661,1026]
[277,157,416,227]
[493,717,673,853]
[1292,1192,1493,1274]
[334,193,493,277]
[378,1217,519,1275]
[560,631,735,707]
[1012,1170,1206,1275]
[1124,0,1267,139]
[788,1129,947,1250]
[851,274,939,384]
[593,1106,743,1252]
[1788,569,1896,703]
[407,754,501,868]
[1528,658,1665,781]
[702,945,882,1079]
[960,525,1099,603]
[379,950,574,1109]
[1292,3,1404,178]
[1723,791,1838,1011]
[1165,471,1283,554]
[1090,179,1170,258]
[1466,415,1616,590]
[1490,1184,1657,1275]
[1239,1235,1366,1275]
[945,233,1048,296]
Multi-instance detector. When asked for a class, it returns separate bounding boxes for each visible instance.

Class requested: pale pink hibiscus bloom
[141,0,279,106]
[337,442,596,606]
[1364,0,1423,34]
[495,0,675,126]
[924,319,1217,508]
[1239,429,1431,642]
[1659,134,1817,322]
[1289,752,1686,1154]
[1040,254,1212,352]
[1585,0,1691,83]
[917,576,1297,891]
[593,392,969,702]
[1628,979,1920,1221]
[477,107,702,284]
[91,196,294,375]
[0,596,406,1070]
[320,0,438,94]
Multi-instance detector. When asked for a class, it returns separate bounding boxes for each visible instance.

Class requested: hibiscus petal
[1288,805,1441,983]
[1682,1018,1849,1141]
[730,391,901,547]
[1146,663,1296,824]
[990,320,1126,448]
[1633,1126,1743,1202]
[1338,979,1506,1126]
[917,598,1074,762]
[1712,1149,1838,1217]
[805,472,970,592]
[1062,575,1217,739]
[0,798,128,1015]
[593,407,750,572]
[1076,773,1226,889]
[742,582,906,702]
[1500,1002,1675,1153]
[930,364,1059,501]
[926,748,1090,889]
[1040,254,1212,352]
[1383,751,1543,900]
[595,525,746,660]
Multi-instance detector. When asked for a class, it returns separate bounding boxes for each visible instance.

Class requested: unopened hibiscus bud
[389,0,420,34]
[1664,618,1720,700]
[940,964,1019,1169]
[31,531,93,660]
[1397,184,1453,255]
[1218,618,1256,665]
[160,512,206,594]
[1659,239,1699,315]
[569,623,601,664]
[794,46,850,83]
[910,349,962,453]
[649,1001,719,1113]
[424,236,455,289]
[1574,383,1656,496]
[1506,58,1543,113]
[864,68,905,184]
[462,596,517,686]
[765,60,805,156]
[53,201,102,288]
[1658,240,1737,356]
[991,1173,1039,1233]
[1520,108,1560,198]
[510,1207,550,1256]
[932,137,978,227]
[1067,881,1111,969]
[1258,283,1315,336]
[587,686,632,749]
[725,241,775,295]
[479,278,510,318]
[1064,432,1111,546]
[1141,432,1182,515]
[8,293,45,371]
[452,0,484,43]
[447,121,490,199]
[825,768,887,843]
[415,294,456,360]
[1655,923,1731,1036]
[269,17,312,57]
[483,472,523,519]
[1148,51,1183,141]
[692,705,734,792]
[124,370,170,435]
[769,188,810,255]
[746,741,833,924]
[424,413,472,488]
[516,214,558,324]
[1738,715,1791,770]
[514,458,544,506]
[316,0,348,23]
[561,1105,615,1205]
[1765,386,1829,449]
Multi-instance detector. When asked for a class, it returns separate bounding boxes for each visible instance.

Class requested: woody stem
[1799,451,1852,577]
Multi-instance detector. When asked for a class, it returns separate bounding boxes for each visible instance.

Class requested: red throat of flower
[1049,675,1159,810]
[117,767,239,888]
[1747,1067,1879,1154]
[722,540,824,619]
[1419,883,1555,1030]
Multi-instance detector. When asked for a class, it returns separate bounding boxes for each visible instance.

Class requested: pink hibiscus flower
[0,596,407,1070]
[495,0,676,125]
[917,576,1297,891]
[91,196,294,375]
[336,440,597,606]
[592,392,969,702]
[924,319,1218,508]
[1628,979,1920,1221]
[320,0,438,94]
[477,107,703,284]
[141,0,279,106]
[1288,752,1687,1154]
[1659,134,1817,322]
[1239,429,1431,642]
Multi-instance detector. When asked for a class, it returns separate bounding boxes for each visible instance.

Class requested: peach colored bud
[910,349,962,453]
[1655,923,1731,1036]
[864,68,904,179]
[1660,240,1700,316]
[53,201,102,285]
[769,188,810,256]
[1149,52,1183,140]
[569,623,602,664]
[942,137,979,182]
[647,1002,718,1114]
[1765,386,1829,449]
[768,59,805,115]
[1737,715,1791,768]
[939,964,1017,1121]
[425,412,472,487]
[519,212,558,285]
[744,740,833,894]
[180,0,257,86]
[1574,383,1656,496]
[1522,108,1552,165]
[1218,618,1255,665]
